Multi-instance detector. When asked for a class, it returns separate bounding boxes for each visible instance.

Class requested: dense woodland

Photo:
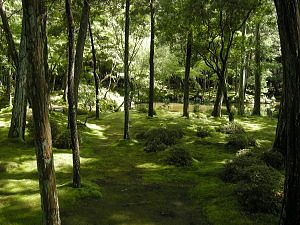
[0,0,299,224]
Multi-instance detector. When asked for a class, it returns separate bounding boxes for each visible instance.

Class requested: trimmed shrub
[196,126,213,138]
[217,122,245,134]
[236,165,283,214]
[261,150,284,170]
[164,145,193,167]
[53,129,83,149]
[219,153,264,183]
[144,141,168,153]
[226,133,257,150]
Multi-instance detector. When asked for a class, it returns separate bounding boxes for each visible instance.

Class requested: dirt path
[62,168,211,225]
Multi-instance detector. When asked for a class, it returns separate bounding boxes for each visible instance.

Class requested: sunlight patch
[0,179,39,194]
[86,123,105,137]
[135,163,164,169]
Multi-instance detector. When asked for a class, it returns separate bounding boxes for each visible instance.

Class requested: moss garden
[0,106,283,225]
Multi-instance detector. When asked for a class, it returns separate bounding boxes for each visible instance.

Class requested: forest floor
[0,107,279,225]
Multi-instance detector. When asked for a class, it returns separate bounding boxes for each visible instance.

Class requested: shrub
[236,165,283,214]
[53,129,83,149]
[226,133,257,150]
[217,122,245,134]
[219,153,264,183]
[261,150,284,170]
[164,145,193,167]
[144,141,168,153]
[196,126,212,138]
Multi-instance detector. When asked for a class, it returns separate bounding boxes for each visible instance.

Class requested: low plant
[217,122,245,134]
[236,165,283,214]
[196,126,213,138]
[261,150,284,169]
[164,145,193,167]
[53,129,83,149]
[226,133,257,150]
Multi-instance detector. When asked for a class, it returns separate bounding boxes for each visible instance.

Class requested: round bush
[164,145,193,167]
[144,141,168,153]
[261,150,284,169]
[53,129,83,149]
[236,165,283,214]
[217,122,245,134]
[196,126,212,138]
[219,153,264,183]
[226,133,257,150]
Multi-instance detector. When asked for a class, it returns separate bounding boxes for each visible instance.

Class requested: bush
[217,122,245,134]
[236,165,283,214]
[27,116,61,141]
[143,125,184,153]
[196,126,213,138]
[226,133,257,150]
[53,129,83,149]
[261,150,284,169]
[164,145,193,167]
[219,153,264,183]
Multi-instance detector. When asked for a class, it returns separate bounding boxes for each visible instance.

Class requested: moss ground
[0,108,279,224]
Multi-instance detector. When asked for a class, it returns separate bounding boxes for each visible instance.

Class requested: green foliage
[236,165,283,214]
[53,129,83,149]
[142,124,184,152]
[196,126,213,138]
[261,150,284,170]
[164,145,193,167]
[219,152,264,183]
[226,133,257,149]
[217,122,245,134]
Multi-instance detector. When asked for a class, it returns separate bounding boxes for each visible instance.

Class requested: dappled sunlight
[0,179,39,194]
[85,122,106,137]
[135,163,166,169]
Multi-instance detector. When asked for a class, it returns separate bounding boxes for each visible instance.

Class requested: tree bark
[66,0,81,188]
[148,0,155,117]
[252,22,261,115]
[238,23,247,116]
[211,82,223,117]
[22,0,61,224]
[183,29,192,118]
[123,0,130,139]
[274,0,300,224]
[74,0,90,108]
[89,20,100,119]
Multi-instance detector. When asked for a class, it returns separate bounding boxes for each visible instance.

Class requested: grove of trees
[0,0,299,224]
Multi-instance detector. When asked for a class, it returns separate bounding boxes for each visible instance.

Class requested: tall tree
[22,0,61,223]
[89,20,100,119]
[148,0,155,117]
[274,0,300,224]
[124,0,130,139]
[183,29,192,118]
[252,22,262,115]
[66,0,81,188]
[0,1,28,140]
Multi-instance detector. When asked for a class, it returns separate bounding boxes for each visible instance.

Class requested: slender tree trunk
[148,0,155,117]
[274,0,300,224]
[211,82,223,117]
[89,20,100,119]
[252,22,261,115]
[238,23,247,116]
[5,67,12,106]
[183,29,192,118]
[123,0,130,139]
[74,0,90,109]
[66,0,81,188]
[8,20,27,140]
[22,0,61,224]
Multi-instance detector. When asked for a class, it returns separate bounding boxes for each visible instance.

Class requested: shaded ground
[61,167,210,225]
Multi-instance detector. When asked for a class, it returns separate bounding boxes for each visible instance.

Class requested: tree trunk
[66,0,81,188]
[211,82,223,117]
[148,0,155,117]
[74,0,90,109]
[238,23,247,116]
[183,29,192,118]
[274,0,300,224]
[252,22,261,116]
[123,0,130,139]
[22,0,61,224]
[8,20,28,140]
[89,20,100,119]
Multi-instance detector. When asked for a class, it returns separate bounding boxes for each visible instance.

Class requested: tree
[148,0,155,117]
[0,1,27,140]
[183,29,192,118]
[66,0,81,188]
[274,0,300,224]
[22,0,61,223]
[124,0,130,139]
